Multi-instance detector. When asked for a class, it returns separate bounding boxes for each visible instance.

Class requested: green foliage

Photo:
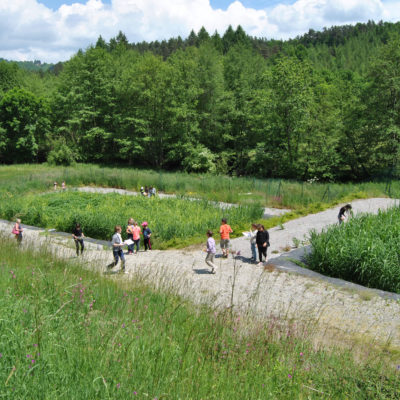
[0,88,50,163]
[0,191,262,248]
[2,23,400,181]
[0,238,399,399]
[307,207,400,293]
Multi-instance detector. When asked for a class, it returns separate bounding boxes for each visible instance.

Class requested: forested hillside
[0,21,399,181]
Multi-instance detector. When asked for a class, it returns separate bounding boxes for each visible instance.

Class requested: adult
[72,223,85,256]
[338,204,352,224]
[256,224,269,264]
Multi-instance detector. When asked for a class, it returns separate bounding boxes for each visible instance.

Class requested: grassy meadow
[0,164,399,209]
[0,191,262,248]
[1,237,399,399]
[307,207,400,293]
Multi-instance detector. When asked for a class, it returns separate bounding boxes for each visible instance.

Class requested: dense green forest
[0,20,399,181]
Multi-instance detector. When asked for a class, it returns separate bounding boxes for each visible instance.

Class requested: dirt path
[2,197,400,351]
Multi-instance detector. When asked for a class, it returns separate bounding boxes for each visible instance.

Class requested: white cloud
[0,0,397,63]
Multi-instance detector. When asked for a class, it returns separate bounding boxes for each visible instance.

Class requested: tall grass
[0,237,398,399]
[0,191,262,248]
[0,164,398,209]
[307,207,400,293]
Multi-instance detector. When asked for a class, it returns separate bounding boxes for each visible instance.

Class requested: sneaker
[211,268,216,274]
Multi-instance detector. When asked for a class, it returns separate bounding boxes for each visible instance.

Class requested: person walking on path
[12,219,23,245]
[132,221,141,254]
[72,223,85,256]
[205,230,217,274]
[126,218,135,254]
[110,225,126,272]
[53,182,58,191]
[338,204,352,224]
[142,222,152,250]
[219,218,233,258]
[256,224,269,264]
[249,223,258,262]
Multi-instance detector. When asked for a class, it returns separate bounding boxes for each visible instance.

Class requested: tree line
[0,21,399,181]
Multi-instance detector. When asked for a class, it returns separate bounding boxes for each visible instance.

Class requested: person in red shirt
[219,218,233,258]
[132,221,142,254]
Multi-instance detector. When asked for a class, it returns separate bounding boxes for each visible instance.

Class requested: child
[111,225,126,272]
[256,224,269,264]
[205,230,217,274]
[132,221,141,254]
[219,218,233,258]
[126,218,134,254]
[338,204,352,224]
[53,181,58,191]
[142,221,152,250]
[12,219,23,245]
[72,223,85,256]
[61,181,66,191]
[140,186,145,196]
[249,223,258,262]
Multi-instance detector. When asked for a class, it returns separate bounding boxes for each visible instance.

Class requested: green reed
[307,206,400,293]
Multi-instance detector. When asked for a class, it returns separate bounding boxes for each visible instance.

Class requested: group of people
[11,203,353,276]
[203,218,270,274]
[53,181,66,191]
[109,222,152,273]
[140,186,156,198]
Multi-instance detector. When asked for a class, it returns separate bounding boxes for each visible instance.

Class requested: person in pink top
[132,221,142,254]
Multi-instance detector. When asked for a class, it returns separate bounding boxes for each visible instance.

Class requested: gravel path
[75,186,290,217]
[2,197,400,351]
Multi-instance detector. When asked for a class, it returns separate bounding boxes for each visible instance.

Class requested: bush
[47,138,77,166]
[306,207,400,293]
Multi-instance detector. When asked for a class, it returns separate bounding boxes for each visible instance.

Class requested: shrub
[306,207,400,293]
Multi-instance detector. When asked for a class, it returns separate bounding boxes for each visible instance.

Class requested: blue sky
[38,0,291,10]
[41,0,294,9]
[2,0,400,62]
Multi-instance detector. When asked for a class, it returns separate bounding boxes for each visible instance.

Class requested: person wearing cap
[142,221,152,250]
[140,186,145,196]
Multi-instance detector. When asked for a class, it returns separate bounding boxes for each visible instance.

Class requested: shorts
[220,239,230,249]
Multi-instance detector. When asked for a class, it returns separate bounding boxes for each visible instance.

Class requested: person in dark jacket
[256,224,269,263]
[338,204,352,224]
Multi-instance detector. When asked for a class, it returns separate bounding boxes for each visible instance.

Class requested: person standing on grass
[256,224,269,264]
[132,220,141,254]
[53,181,58,191]
[249,223,258,262]
[219,218,233,258]
[111,225,126,272]
[142,221,152,250]
[338,204,352,224]
[72,223,85,256]
[126,218,135,254]
[12,219,23,245]
[205,230,217,274]
[61,181,66,191]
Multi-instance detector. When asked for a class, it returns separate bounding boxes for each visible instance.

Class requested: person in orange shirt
[219,218,233,258]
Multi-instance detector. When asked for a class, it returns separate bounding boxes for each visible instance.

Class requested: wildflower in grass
[397,365,400,370]
[300,352,303,357]
[26,354,30,358]
[117,383,120,389]
[288,374,292,379]
[31,359,35,364]
[133,391,137,395]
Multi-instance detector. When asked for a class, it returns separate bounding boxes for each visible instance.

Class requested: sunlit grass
[0,237,399,399]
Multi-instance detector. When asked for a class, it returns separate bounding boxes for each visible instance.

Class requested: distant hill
[0,58,54,72]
